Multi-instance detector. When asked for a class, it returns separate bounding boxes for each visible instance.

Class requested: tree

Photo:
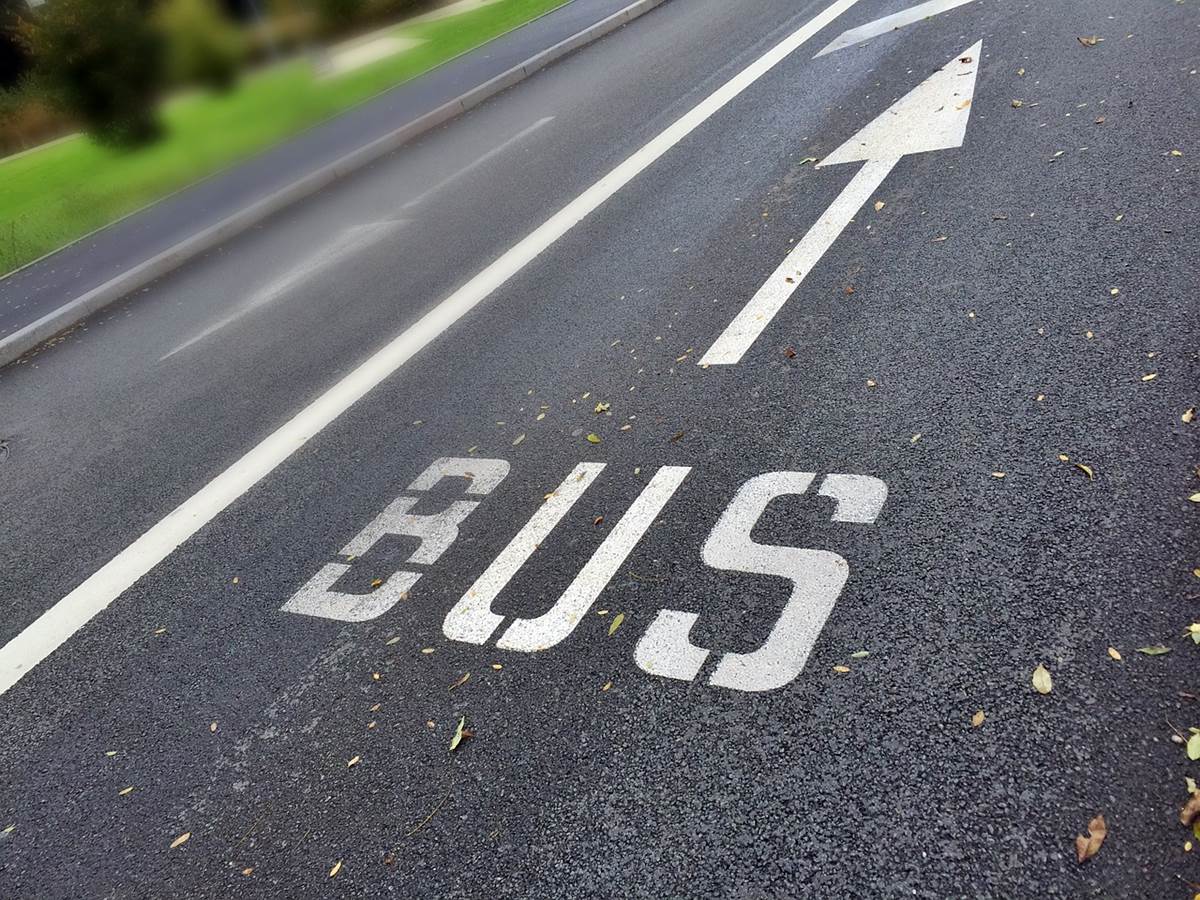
[31,0,166,147]
[157,0,247,93]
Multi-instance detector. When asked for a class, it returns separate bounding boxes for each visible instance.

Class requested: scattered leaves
[1074,814,1107,863]
[1032,663,1053,694]
[608,613,625,636]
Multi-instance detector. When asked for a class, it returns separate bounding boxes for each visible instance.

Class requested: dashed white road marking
[497,465,690,652]
[0,0,863,696]
[442,463,605,644]
[700,42,980,365]
[159,220,405,361]
[401,117,555,210]
[814,0,978,57]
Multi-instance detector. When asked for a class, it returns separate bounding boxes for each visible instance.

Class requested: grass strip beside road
[0,0,567,276]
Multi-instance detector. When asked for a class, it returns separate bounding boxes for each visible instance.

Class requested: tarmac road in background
[1,0,1198,895]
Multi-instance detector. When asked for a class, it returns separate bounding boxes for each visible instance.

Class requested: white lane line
[159,220,404,361]
[496,465,690,652]
[0,0,862,696]
[699,157,896,366]
[400,117,555,210]
[700,42,980,365]
[442,463,605,645]
[814,0,977,57]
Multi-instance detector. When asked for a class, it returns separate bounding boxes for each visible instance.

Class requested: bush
[30,0,166,147]
[157,0,247,93]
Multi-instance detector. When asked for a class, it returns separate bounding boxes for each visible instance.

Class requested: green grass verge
[0,0,567,275]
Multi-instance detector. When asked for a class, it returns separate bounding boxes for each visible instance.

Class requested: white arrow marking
[159,220,405,361]
[401,116,554,210]
[700,42,980,366]
[814,0,978,57]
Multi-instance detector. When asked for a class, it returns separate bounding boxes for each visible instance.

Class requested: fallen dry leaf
[1136,645,1171,656]
[992,472,1007,479]
[1181,792,1200,827]
[449,716,467,752]
[784,346,797,359]
[1011,99,1023,108]
[832,665,851,674]
[594,402,610,414]
[347,755,360,768]
[329,860,343,878]
[118,786,134,796]
[1077,35,1103,47]
[1182,408,1196,424]
[449,672,471,691]
[1032,663,1053,694]
[1074,813,1107,863]
[971,710,986,728]
[1074,463,1095,480]
[170,832,191,849]
[1107,647,1122,661]
[608,613,625,636]
[874,200,885,211]
[209,721,217,733]
[1142,373,1158,382]
[586,433,601,444]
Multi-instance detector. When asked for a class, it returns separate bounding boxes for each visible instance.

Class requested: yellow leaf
[370,703,381,712]
[1142,373,1158,382]
[491,663,503,671]
[449,672,470,691]
[449,716,467,752]
[1192,568,1200,579]
[608,613,625,636]
[586,433,601,444]
[832,665,851,674]
[118,786,134,796]
[1057,454,1069,462]
[873,200,885,211]
[1183,408,1196,424]
[1109,287,1119,296]
[1189,493,1200,503]
[1171,149,1183,157]
[992,472,1006,479]
[601,681,612,692]
[242,867,254,876]
[910,433,922,444]
[329,860,343,878]
[512,433,526,446]
[170,832,191,849]
[1032,663,1053,694]
[1107,647,1122,661]
[347,755,360,768]
[370,578,383,589]
[1074,463,1095,480]
[420,647,435,654]
[594,402,610,414]
[971,710,985,728]
[386,636,401,646]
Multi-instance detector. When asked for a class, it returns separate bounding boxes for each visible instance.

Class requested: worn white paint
[0,0,863,696]
[699,158,897,365]
[817,42,980,165]
[814,0,978,57]
[401,117,554,210]
[159,220,405,361]
[700,42,981,365]
[497,466,690,652]
[443,463,605,644]
[636,471,878,692]
[817,474,888,523]
[406,457,510,495]
[281,564,421,623]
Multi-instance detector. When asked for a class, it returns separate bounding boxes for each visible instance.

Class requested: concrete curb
[0,0,667,369]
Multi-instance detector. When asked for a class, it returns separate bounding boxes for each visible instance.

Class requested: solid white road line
[442,463,605,644]
[496,465,690,652]
[400,117,555,210]
[700,42,980,365]
[699,157,897,366]
[814,0,977,57]
[160,220,405,361]
[0,0,862,696]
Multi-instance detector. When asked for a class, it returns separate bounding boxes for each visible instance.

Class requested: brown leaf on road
[1182,792,1200,827]
[783,346,797,359]
[1107,647,1122,661]
[1077,35,1103,46]
[1182,407,1196,424]
[971,710,985,727]
[1074,463,1095,480]
[449,672,471,691]
[1074,814,1107,862]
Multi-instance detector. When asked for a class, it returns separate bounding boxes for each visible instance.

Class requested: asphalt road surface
[1,0,1198,895]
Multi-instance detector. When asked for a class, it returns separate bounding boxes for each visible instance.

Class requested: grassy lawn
[0,0,567,275]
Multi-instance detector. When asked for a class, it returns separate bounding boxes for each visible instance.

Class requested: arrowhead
[817,41,981,167]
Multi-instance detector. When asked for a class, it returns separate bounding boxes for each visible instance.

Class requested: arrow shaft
[700,157,899,366]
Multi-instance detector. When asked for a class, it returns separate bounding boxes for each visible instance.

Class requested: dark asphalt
[0,0,646,342]
[1,0,1199,895]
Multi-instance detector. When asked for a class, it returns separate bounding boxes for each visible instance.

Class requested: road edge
[0,0,667,369]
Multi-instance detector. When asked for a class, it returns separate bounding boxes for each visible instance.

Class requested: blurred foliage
[157,0,248,92]
[30,0,166,147]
